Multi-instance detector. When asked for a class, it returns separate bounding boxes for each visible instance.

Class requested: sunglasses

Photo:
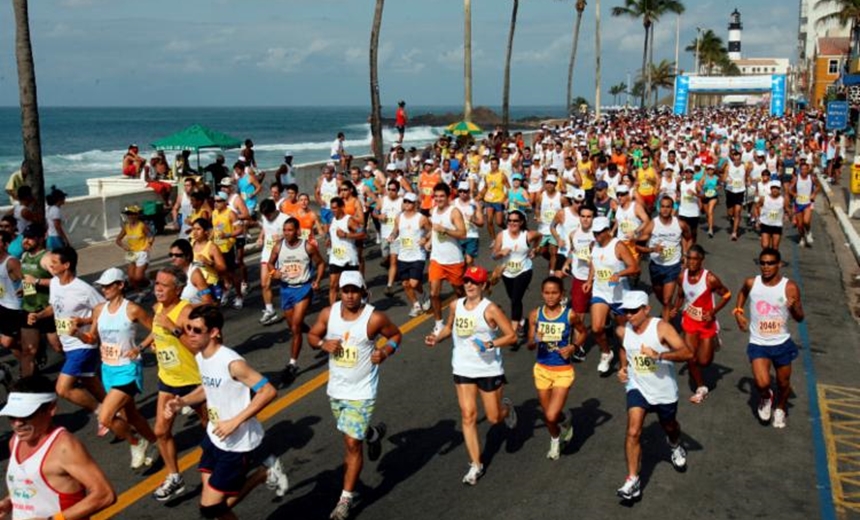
[185,324,206,334]
[463,278,481,285]
[507,218,522,223]
[760,260,779,266]
[168,253,185,258]
[623,306,645,316]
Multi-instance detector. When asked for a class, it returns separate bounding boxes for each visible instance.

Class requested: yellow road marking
[95,296,453,519]
[818,384,860,514]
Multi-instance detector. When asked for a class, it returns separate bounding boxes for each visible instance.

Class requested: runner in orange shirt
[418,159,441,216]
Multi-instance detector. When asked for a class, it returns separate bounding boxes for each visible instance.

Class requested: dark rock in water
[381,106,551,129]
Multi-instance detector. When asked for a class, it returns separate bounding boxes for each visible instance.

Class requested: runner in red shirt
[395,101,408,144]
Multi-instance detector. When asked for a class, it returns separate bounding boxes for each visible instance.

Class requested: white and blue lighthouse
[728,8,742,60]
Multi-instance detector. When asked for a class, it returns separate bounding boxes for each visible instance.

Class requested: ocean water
[0,105,565,197]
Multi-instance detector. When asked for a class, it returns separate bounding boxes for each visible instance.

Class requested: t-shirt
[49,277,105,352]
[46,206,62,237]
[5,170,24,200]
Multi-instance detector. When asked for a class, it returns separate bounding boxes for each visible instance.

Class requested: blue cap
[512,173,523,181]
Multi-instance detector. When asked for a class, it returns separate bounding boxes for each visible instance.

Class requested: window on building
[829,59,839,74]
[772,67,776,72]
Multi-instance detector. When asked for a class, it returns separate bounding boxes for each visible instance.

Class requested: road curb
[817,172,860,267]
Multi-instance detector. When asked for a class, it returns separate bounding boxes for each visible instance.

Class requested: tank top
[194,241,220,286]
[277,239,312,286]
[212,208,235,253]
[329,215,358,267]
[319,177,339,208]
[649,217,683,266]
[12,203,29,235]
[556,207,581,256]
[748,276,791,346]
[570,228,595,281]
[760,195,785,227]
[623,318,678,404]
[726,163,746,193]
[782,157,796,177]
[594,196,613,219]
[123,220,148,252]
[0,256,20,310]
[795,175,813,205]
[197,346,264,452]
[153,300,201,387]
[454,199,479,239]
[326,302,379,400]
[21,249,49,312]
[659,177,678,200]
[419,172,441,210]
[751,162,767,180]
[483,171,506,203]
[379,196,403,238]
[591,238,627,304]
[451,298,502,378]
[8,428,85,520]
[615,202,640,241]
[397,212,426,262]
[501,230,532,278]
[681,269,714,322]
[538,191,562,235]
[430,206,464,265]
[528,164,544,189]
[237,174,257,213]
[702,174,719,198]
[678,180,700,218]
[766,154,779,172]
[178,192,193,237]
[97,299,135,367]
[180,265,203,304]
[579,161,595,190]
[261,212,288,260]
[636,168,657,195]
[535,305,572,367]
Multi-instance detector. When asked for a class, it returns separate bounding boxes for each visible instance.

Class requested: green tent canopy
[150,124,242,152]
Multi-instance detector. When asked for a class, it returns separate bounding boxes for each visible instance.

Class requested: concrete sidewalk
[75,229,183,281]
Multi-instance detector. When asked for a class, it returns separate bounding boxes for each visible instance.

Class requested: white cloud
[256,39,332,72]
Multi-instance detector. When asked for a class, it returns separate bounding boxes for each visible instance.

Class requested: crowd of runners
[0,106,832,519]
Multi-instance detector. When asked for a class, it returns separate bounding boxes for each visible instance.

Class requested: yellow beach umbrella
[445,120,483,136]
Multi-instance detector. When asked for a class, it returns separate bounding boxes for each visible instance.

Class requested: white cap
[0,392,57,418]
[693,158,702,166]
[219,177,234,187]
[569,187,586,201]
[403,192,418,202]
[616,184,630,194]
[385,163,396,171]
[95,267,127,286]
[363,165,372,172]
[457,181,470,191]
[620,290,650,310]
[545,174,558,183]
[768,181,782,190]
[339,271,366,289]
[755,150,765,157]
[592,216,611,233]
[470,145,478,151]
[424,159,435,165]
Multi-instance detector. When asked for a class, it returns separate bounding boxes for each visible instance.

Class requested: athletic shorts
[484,202,505,213]
[330,263,358,275]
[158,380,200,397]
[397,260,425,282]
[102,361,143,395]
[396,125,405,134]
[571,277,591,314]
[199,435,262,496]
[125,250,149,267]
[0,306,24,338]
[794,203,811,214]
[681,314,718,339]
[759,224,783,236]
[60,348,99,378]
[222,249,237,271]
[453,373,507,393]
[703,195,718,205]
[747,338,799,367]
[539,235,558,248]
[725,191,745,208]
[626,389,678,422]
[280,283,313,311]
[590,297,623,316]
[621,239,640,262]
[638,193,656,210]
[649,261,682,287]
[21,314,56,335]
[235,237,247,251]
[321,208,334,225]
[533,363,574,390]
[381,238,400,258]
[679,215,699,231]
[459,238,479,259]
[428,260,464,286]
[330,398,375,441]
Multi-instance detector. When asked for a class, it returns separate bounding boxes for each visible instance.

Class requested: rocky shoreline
[381,106,558,129]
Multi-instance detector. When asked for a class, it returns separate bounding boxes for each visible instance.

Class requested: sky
[0,0,802,107]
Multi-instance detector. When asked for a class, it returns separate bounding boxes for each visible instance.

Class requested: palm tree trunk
[567,6,585,115]
[13,0,44,217]
[502,0,519,131]
[647,24,654,108]
[463,0,473,123]
[639,26,648,108]
[594,0,601,120]
[369,0,385,162]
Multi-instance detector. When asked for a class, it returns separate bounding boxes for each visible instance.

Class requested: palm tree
[642,58,676,105]
[684,29,725,76]
[464,0,473,122]
[611,0,685,108]
[369,0,385,162]
[13,0,45,217]
[609,82,628,104]
[567,0,587,115]
[815,0,860,58]
[502,0,520,131]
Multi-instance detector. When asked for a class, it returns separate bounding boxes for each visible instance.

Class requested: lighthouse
[728,8,742,60]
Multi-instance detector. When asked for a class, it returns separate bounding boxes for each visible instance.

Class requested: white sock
[289,358,297,366]
[341,490,354,500]
[265,303,274,313]
[550,436,559,444]
[435,319,443,329]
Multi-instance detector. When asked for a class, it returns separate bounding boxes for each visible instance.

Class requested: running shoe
[616,475,641,500]
[503,397,518,429]
[597,351,614,375]
[180,405,194,416]
[153,474,186,502]
[571,347,587,363]
[432,322,444,337]
[281,364,299,388]
[547,439,561,460]
[367,422,386,462]
[232,297,244,310]
[670,442,687,471]
[689,386,709,404]
[330,495,353,520]
[560,415,574,446]
[806,232,814,246]
[757,392,773,422]
[144,441,158,467]
[264,456,289,497]
[259,309,278,325]
[421,298,432,312]
[219,290,231,306]
[241,282,249,296]
[772,409,787,429]
[799,236,807,248]
[708,229,714,238]
[462,463,485,486]
[408,304,422,318]
[384,286,395,297]
[130,438,150,469]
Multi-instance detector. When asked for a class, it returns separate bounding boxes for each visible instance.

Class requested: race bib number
[264,236,275,250]
[300,229,311,241]
[385,215,396,227]
[767,210,781,222]
[55,318,73,336]
[731,179,744,190]
[705,189,717,198]
[784,167,795,175]
[322,193,334,205]
[796,194,810,205]
[620,220,635,236]
[506,260,524,274]
[538,321,564,342]
[542,210,557,223]
[333,245,347,260]
[156,346,180,368]
[281,262,303,279]
[436,231,447,241]
[685,305,703,321]
[207,407,220,424]
[633,354,658,374]
[455,316,476,337]
[401,236,415,250]
[661,245,678,261]
[422,187,433,196]
[596,268,612,282]
[22,282,36,297]
[0,285,5,298]
[682,194,696,205]
[101,343,122,365]
[332,345,359,368]
[574,247,590,261]
[758,319,784,336]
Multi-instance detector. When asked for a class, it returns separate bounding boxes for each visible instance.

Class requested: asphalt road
[3,199,859,520]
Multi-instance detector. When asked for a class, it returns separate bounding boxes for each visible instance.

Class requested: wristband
[251,377,269,393]
[731,308,745,316]
[386,339,399,352]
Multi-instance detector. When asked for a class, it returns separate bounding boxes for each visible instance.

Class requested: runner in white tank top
[735,250,805,428]
[428,190,468,333]
[790,167,819,247]
[758,183,788,250]
[391,201,431,315]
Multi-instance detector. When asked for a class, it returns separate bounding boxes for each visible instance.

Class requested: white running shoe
[240,282,249,295]
[757,393,773,422]
[265,456,289,497]
[232,297,244,310]
[616,475,641,500]
[799,236,807,248]
[461,463,484,486]
[560,415,574,445]
[670,442,687,471]
[259,309,277,324]
[547,438,561,460]
[330,495,353,520]
[408,304,422,318]
[421,298,432,312]
[772,408,787,429]
[432,322,444,336]
[597,351,614,374]
[503,397,517,429]
[806,231,814,245]
[130,438,149,469]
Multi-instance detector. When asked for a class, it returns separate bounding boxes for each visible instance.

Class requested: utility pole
[674,13,680,76]
[594,0,601,120]
[626,71,631,106]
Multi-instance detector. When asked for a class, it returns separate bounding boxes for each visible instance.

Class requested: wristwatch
[487,341,496,350]
[172,327,183,338]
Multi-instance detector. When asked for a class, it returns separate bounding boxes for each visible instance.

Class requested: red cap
[463,265,488,284]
